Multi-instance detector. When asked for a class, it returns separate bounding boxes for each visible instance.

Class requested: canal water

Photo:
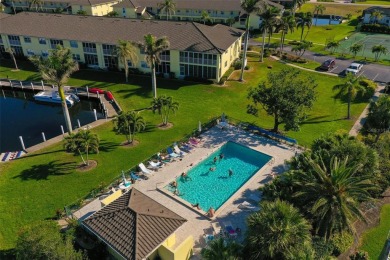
[0,89,104,153]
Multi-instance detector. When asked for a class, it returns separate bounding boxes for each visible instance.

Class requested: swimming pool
[313,18,342,26]
[165,141,271,211]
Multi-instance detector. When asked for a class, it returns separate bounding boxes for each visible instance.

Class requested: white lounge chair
[167,147,180,158]
[173,144,187,156]
[149,161,163,170]
[223,221,237,239]
[238,201,260,211]
[138,163,152,175]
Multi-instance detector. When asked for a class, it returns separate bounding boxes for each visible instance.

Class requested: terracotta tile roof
[0,12,243,54]
[83,189,186,260]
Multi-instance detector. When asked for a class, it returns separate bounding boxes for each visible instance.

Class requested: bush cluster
[359,78,376,98]
[183,76,214,84]
[282,53,307,63]
[361,24,390,34]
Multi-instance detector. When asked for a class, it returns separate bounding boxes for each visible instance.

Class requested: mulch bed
[120,140,139,148]
[158,122,173,130]
[76,160,97,172]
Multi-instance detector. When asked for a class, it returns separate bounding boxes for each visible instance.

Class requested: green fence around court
[337,32,390,60]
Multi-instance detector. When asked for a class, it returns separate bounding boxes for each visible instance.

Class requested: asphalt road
[249,40,390,83]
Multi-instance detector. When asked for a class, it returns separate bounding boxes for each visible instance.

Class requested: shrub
[349,251,369,260]
[282,53,307,63]
[264,49,271,58]
[359,78,376,98]
[361,24,390,34]
[330,231,354,256]
[169,72,175,79]
[233,59,243,70]
[245,65,250,70]
[312,237,334,260]
[219,76,227,85]
[183,76,213,84]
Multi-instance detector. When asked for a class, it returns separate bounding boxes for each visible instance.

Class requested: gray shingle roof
[363,6,390,15]
[83,189,186,260]
[0,12,243,54]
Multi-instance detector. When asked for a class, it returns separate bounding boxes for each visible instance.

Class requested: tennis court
[338,32,390,60]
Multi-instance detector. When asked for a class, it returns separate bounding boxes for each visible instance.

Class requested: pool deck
[73,124,298,256]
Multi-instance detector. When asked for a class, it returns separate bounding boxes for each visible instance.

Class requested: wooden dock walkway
[0,78,121,157]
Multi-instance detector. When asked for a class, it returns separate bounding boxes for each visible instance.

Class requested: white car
[346,63,363,75]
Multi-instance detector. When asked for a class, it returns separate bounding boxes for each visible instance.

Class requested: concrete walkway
[348,83,386,136]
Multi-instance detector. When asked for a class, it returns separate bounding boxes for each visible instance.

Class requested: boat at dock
[33,91,80,106]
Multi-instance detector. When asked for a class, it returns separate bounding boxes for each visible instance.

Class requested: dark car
[320,59,336,71]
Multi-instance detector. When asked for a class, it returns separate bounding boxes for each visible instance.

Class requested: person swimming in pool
[207,207,215,217]
[213,156,218,164]
[170,181,177,188]
[228,168,233,177]
[209,167,216,172]
[181,172,192,181]
[219,153,224,160]
[191,203,201,210]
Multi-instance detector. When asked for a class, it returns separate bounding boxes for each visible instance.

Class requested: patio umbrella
[198,121,202,132]
[121,170,127,184]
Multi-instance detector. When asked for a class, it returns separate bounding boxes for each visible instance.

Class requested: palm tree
[6,47,18,70]
[113,111,146,144]
[259,6,279,60]
[114,40,138,83]
[151,95,179,126]
[201,238,242,260]
[77,129,99,166]
[313,4,326,26]
[293,156,376,239]
[76,10,87,15]
[239,0,266,81]
[29,45,78,133]
[326,40,339,54]
[29,0,43,11]
[292,0,307,16]
[138,34,169,98]
[366,95,390,142]
[226,17,236,27]
[278,15,296,55]
[107,10,119,17]
[245,199,312,259]
[157,0,176,20]
[349,43,363,58]
[296,12,313,42]
[371,44,388,61]
[333,72,365,120]
[201,10,212,25]
[370,10,383,24]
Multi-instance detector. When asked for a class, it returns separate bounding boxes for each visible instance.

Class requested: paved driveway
[249,40,390,83]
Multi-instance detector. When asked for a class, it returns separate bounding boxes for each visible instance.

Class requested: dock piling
[9,80,12,88]
[77,119,81,128]
[60,125,65,137]
[41,80,44,90]
[19,136,26,151]
[93,109,97,121]
[42,132,46,142]
[31,82,34,90]
[86,86,89,98]
[20,81,23,89]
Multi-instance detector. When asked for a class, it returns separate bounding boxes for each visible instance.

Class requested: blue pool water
[165,141,271,211]
[313,18,342,26]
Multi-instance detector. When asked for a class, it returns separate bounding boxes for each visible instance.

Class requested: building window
[8,35,21,45]
[24,37,31,43]
[102,44,116,55]
[122,7,125,13]
[156,62,170,74]
[39,38,47,45]
[230,11,234,15]
[141,61,149,68]
[0,37,2,44]
[127,60,133,67]
[82,42,97,53]
[50,39,63,49]
[225,61,227,67]
[80,5,82,10]
[72,54,81,61]
[27,49,35,56]
[104,56,117,69]
[160,50,170,62]
[41,50,49,57]
[179,63,216,79]
[11,46,24,56]
[221,11,224,15]
[84,54,99,66]
[70,41,78,48]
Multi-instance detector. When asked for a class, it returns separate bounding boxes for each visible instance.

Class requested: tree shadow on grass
[13,160,77,181]
[15,149,63,160]
[99,140,119,153]
[301,115,345,125]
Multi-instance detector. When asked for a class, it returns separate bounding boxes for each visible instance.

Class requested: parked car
[346,63,363,75]
[319,59,336,71]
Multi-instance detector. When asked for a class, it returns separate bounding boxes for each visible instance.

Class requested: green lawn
[356,0,390,5]
[0,57,369,250]
[299,3,366,16]
[359,204,390,259]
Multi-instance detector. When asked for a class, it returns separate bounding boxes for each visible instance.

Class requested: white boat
[33,91,80,106]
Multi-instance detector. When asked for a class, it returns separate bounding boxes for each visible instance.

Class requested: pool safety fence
[63,114,298,217]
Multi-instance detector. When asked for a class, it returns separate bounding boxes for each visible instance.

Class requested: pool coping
[157,140,274,220]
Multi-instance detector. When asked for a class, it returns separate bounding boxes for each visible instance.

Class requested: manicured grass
[359,204,390,259]
[299,3,366,16]
[0,57,369,250]
[356,0,390,5]
[284,60,322,70]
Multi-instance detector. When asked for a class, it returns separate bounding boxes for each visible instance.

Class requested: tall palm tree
[113,111,146,144]
[239,0,266,81]
[296,12,313,42]
[278,15,296,55]
[29,0,43,11]
[157,0,176,20]
[313,4,326,26]
[151,95,179,126]
[326,40,339,54]
[201,10,212,25]
[77,129,99,166]
[366,95,390,143]
[294,156,376,239]
[259,6,279,61]
[6,47,18,70]
[201,238,242,260]
[292,0,307,16]
[245,199,312,259]
[138,34,169,98]
[333,72,365,119]
[29,45,78,133]
[370,10,383,24]
[115,40,138,83]
[226,17,236,27]
[371,44,388,61]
